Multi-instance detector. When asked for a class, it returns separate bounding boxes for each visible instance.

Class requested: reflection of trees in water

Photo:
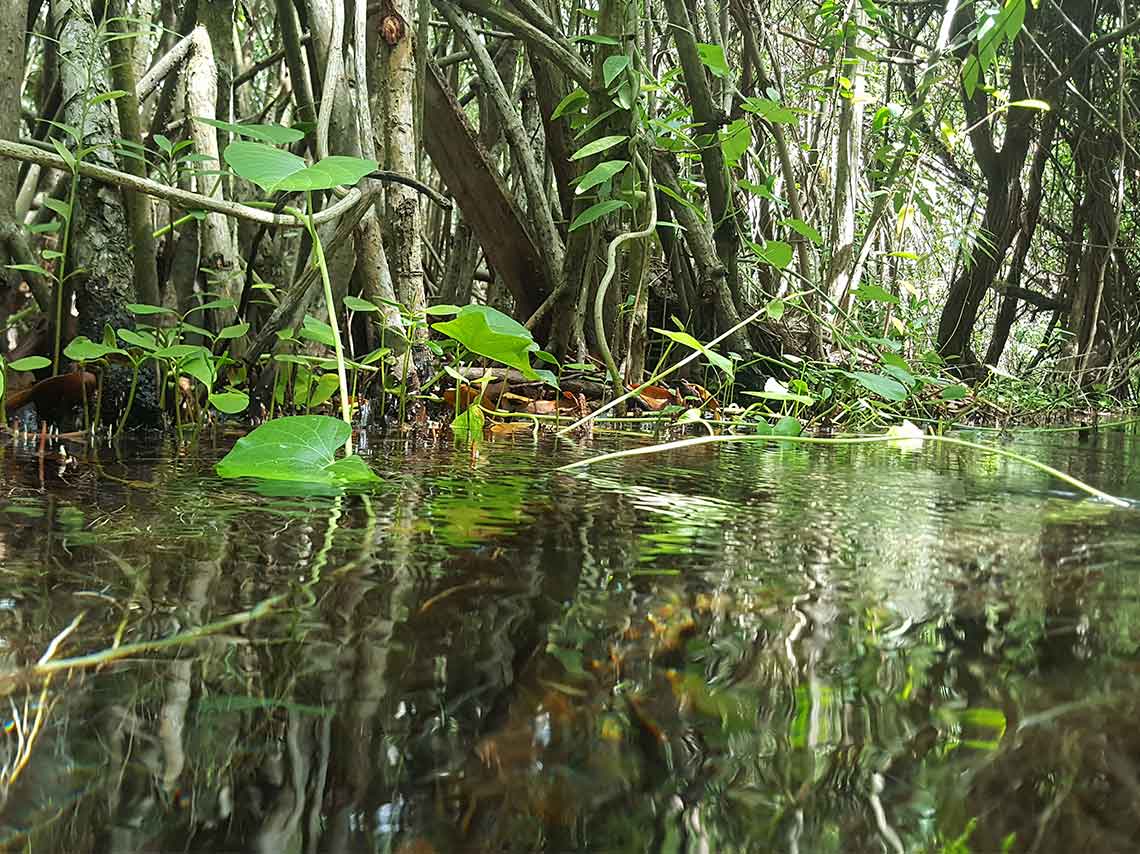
[0,442,1138,851]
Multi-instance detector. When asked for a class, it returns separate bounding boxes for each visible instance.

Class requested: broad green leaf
[300,314,335,347]
[64,336,126,361]
[432,304,554,384]
[852,370,908,401]
[6,356,50,372]
[853,284,898,304]
[773,415,802,437]
[309,372,341,407]
[569,199,628,231]
[223,141,306,193]
[570,135,629,161]
[766,299,785,321]
[216,322,250,340]
[343,296,380,312]
[182,352,216,389]
[603,55,630,87]
[720,119,751,167]
[941,383,969,401]
[780,217,822,245]
[741,97,796,124]
[272,155,378,192]
[117,328,158,351]
[575,159,629,194]
[209,390,250,414]
[551,87,588,118]
[216,415,379,484]
[882,364,916,388]
[425,304,462,316]
[195,117,305,144]
[696,43,731,78]
[752,240,793,269]
[44,198,71,221]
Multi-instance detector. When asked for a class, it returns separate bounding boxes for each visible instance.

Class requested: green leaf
[91,89,129,105]
[127,302,177,316]
[272,155,378,193]
[1008,98,1050,111]
[572,34,620,45]
[451,401,486,437]
[773,415,802,437]
[941,383,969,401]
[224,141,307,192]
[44,198,71,221]
[752,240,793,269]
[425,303,462,316]
[575,159,629,194]
[117,328,158,351]
[780,217,822,245]
[853,284,899,304]
[431,304,553,384]
[720,119,751,167]
[184,297,237,315]
[209,390,250,414]
[182,352,216,390]
[570,135,629,161]
[653,327,733,379]
[50,137,76,169]
[6,355,50,371]
[195,117,305,144]
[603,55,630,87]
[6,263,50,278]
[741,97,796,124]
[343,296,380,312]
[64,336,126,361]
[569,199,628,231]
[216,415,379,484]
[852,370,908,401]
[765,299,785,321]
[882,364,916,388]
[309,373,341,407]
[300,314,336,347]
[551,88,588,118]
[696,43,731,79]
[216,322,250,340]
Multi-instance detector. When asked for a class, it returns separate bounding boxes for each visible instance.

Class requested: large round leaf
[432,305,543,380]
[216,415,379,484]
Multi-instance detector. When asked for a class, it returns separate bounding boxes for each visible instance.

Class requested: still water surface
[1,428,1140,852]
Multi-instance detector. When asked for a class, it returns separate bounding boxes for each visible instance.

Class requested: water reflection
[0,429,1139,851]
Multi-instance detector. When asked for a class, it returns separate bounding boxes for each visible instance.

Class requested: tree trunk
[53,0,160,425]
[373,0,426,318]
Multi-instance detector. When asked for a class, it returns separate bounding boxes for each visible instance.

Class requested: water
[1,427,1140,852]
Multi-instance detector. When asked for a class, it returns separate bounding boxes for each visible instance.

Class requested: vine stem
[289,197,353,455]
[557,431,1130,508]
[594,149,657,394]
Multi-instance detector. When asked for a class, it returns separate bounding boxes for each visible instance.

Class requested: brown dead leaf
[637,385,676,411]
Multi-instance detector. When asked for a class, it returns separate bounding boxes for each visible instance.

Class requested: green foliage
[432,304,556,385]
[215,415,378,485]
[222,140,376,193]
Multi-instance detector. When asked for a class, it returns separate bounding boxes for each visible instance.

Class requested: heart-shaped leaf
[216,415,379,484]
